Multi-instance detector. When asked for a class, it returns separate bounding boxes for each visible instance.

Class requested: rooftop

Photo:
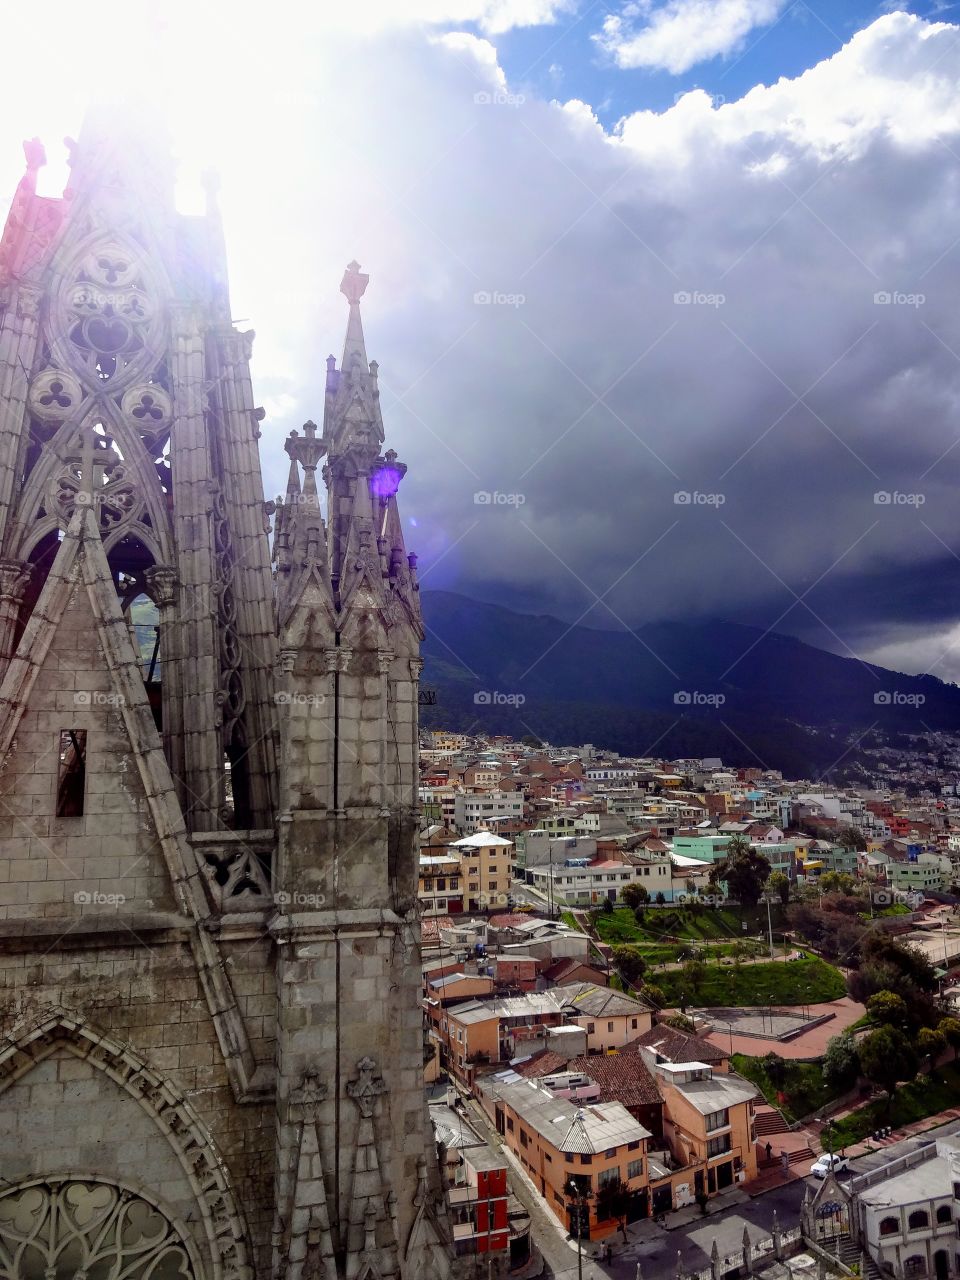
[493,1078,651,1154]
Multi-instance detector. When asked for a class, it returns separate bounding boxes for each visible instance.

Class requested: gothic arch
[0,1008,253,1280]
[0,1175,205,1280]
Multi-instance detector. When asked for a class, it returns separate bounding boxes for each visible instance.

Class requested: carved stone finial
[289,1068,328,1116]
[347,1056,386,1118]
[341,261,369,306]
[285,424,325,474]
[23,138,45,172]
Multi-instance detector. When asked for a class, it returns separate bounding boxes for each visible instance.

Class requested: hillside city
[420,728,960,1278]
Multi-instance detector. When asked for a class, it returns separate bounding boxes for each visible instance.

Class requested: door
[716,1162,734,1190]
[935,1251,949,1280]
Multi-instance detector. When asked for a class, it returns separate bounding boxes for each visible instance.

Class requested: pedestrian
[765,1141,772,1161]
[604,1241,613,1264]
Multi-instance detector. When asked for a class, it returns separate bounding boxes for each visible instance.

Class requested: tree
[819,871,855,895]
[520,734,543,748]
[663,1013,696,1033]
[858,1025,918,1109]
[838,825,867,852]
[681,959,706,997]
[867,990,909,1027]
[762,1051,787,1091]
[917,1027,946,1072]
[611,945,646,989]
[768,871,790,905]
[594,1177,639,1240]
[938,1017,960,1060]
[641,983,667,1008]
[622,883,650,910]
[710,838,770,908]
[839,824,870,855]
[655,891,666,906]
[601,896,614,915]
[823,1031,860,1089]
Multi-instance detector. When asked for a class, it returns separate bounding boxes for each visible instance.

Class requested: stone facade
[0,113,452,1280]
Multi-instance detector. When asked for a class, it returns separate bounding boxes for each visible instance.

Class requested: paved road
[462,1094,608,1279]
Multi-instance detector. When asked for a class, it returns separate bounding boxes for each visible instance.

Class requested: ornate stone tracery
[0,1178,198,1280]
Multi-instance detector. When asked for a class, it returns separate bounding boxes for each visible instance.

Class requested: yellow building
[451,831,516,910]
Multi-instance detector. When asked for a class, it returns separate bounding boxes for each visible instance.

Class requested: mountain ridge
[418,590,959,778]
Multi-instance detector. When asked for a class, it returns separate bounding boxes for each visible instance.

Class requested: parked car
[810,1154,850,1179]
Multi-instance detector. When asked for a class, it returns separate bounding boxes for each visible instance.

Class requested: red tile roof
[515,1050,662,1108]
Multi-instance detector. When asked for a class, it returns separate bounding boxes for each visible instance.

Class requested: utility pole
[764,892,775,960]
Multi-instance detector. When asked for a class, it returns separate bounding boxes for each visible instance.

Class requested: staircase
[818,1235,882,1280]
[755,1105,791,1137]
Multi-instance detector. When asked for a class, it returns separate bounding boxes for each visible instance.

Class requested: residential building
[451,831,517,910]
[652,1061,759,1194]
[485,1078,652,1241]
[454,792,525,834]
[527,857,645,906]
[419,851,464,915]
[553,984,654,1052]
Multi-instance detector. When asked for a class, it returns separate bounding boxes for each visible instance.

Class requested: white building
[453,790,524,834]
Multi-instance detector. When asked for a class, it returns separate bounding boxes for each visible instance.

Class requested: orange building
[486,1078,652,1241]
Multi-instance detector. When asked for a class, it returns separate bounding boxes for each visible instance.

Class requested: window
[57,729,87,816]
[520,1131,528,1148]
[607,1022,614,1032]
[631,1019,638,1030]
[938,1206,952,1225]
[597,1167,619,1190]
[587,1023,595,1034]
[627,1159,643,1180]
[909,1211,930,1231]
[506,1118,514,1132]
[880,1218,899,1237]
[705,1109,730,1132]
[905,1257,926,1276]
[707,1135,731,1158]
[627,1141,641,1151]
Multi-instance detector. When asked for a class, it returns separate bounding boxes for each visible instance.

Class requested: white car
[810,1154,850,1179]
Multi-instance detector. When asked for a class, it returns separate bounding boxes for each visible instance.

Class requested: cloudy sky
[3,0,960,679]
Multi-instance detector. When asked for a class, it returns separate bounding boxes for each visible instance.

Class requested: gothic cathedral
[0,111,452,1280]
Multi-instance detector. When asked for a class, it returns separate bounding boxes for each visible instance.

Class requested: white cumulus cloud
[596,0,787,73]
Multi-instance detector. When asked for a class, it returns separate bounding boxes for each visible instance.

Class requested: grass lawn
[732,1054,841,1123]
[826,1063,960,1149]
[655,956,846,1008]
[594,907,748,944]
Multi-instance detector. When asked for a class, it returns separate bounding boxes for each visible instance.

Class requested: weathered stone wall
[0,938,276,1277]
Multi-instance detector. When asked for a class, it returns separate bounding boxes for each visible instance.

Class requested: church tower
[0,118,451,1280]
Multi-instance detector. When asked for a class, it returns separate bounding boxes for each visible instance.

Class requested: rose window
[61,244,156,384]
